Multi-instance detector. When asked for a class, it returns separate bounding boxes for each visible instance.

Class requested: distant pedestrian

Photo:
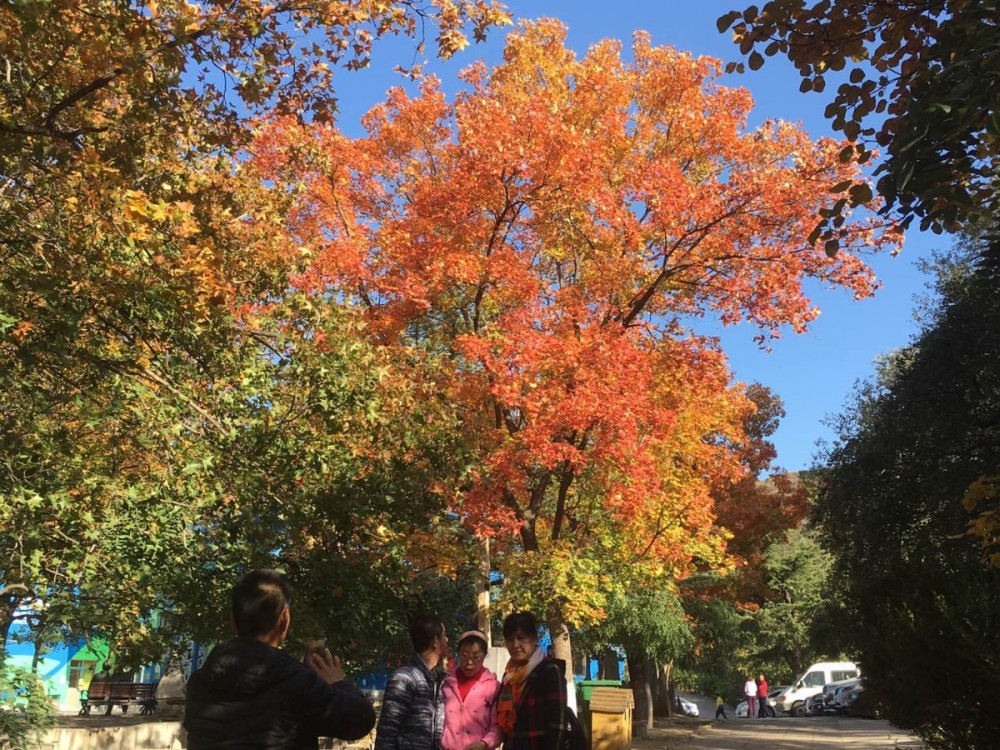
[757,674,771,718]
[743,675,758,718]
[715,695,727,720]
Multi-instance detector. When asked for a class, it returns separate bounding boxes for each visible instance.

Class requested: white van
[773,661,859,717]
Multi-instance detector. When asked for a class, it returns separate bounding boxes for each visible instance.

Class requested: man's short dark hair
[502,611,538,640]
[232,569,291,639]
[409,615,445,653]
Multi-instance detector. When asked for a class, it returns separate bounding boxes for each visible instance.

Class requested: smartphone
[303,637,328,657]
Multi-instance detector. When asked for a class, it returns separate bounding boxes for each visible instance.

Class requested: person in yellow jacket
[714,695,727,720]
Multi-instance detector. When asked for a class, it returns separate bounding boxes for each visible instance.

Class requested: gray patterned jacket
[374,655,444,750]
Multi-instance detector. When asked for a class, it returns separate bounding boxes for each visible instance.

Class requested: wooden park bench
[79,680,158,716]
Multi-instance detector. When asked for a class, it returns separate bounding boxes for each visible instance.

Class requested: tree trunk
[790,648,804,677]
[0,607,14,660]
[642,659,661,718]
[625,649,652,736]
[546,608,575,710]
[653,661,671,716]
[666,660,676,717]
[0,590,26,660]
[477,537,491,642]
[31,637,43,674]
[600,649,620,681]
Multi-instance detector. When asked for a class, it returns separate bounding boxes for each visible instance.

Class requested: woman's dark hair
[410,615,445,652]
[502,611,539,640]
[232,569,291,638]
[458,633,488,653]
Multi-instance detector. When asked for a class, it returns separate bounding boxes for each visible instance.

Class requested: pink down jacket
[441,667,502,750]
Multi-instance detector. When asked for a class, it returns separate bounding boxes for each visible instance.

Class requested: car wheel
[790,701,806,717]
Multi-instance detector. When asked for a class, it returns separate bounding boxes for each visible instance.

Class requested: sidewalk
[675,716,924,750]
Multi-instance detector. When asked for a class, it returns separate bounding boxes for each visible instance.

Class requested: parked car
[805,692,826,715]
[836,683,862,712]
[773,662,860,717]
[675,696,699,717]
[842,683,883,719]
[735,688,783,718]
[822,678,860,713]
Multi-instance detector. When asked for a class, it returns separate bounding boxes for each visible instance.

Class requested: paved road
[676,716,924,750]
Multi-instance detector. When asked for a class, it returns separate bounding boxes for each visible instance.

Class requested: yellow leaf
[148,201,169,221]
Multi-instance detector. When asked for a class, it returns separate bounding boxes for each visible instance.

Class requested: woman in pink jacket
[442,630,502,750]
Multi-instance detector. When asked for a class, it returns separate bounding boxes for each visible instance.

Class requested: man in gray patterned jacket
[375,616,448,750]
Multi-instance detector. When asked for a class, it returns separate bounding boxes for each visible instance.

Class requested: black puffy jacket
[184,639,376,750]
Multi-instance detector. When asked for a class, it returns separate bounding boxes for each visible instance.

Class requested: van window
[831,670,858,682]
[802,671,825,687]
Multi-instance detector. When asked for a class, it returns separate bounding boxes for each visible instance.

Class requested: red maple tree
[252,19,901,657]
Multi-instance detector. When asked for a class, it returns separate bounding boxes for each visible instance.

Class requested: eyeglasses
[458,650,486,662]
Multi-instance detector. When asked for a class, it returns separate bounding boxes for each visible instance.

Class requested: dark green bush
[817,237,1000,750]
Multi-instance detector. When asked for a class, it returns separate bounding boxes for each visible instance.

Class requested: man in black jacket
[373,615,448,750]
[184,569,376,750]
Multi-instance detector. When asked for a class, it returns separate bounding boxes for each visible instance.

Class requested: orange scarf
[497,649,545,737]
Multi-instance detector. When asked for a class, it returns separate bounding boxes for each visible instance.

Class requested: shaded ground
[51,708,924,750]
[631,716,711,749]
[54,711,184,728]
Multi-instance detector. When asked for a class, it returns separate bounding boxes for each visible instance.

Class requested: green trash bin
[578,679,622,703]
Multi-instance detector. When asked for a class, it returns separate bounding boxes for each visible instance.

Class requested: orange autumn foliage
[711,385,810,565]
[252,20,901,616]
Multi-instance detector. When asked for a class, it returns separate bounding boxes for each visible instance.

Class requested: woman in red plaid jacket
[496,612,567,750]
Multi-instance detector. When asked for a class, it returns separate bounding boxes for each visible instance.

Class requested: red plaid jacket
[507,658,567,750]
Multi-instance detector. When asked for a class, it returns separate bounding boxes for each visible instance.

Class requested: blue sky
[324,1,949,471]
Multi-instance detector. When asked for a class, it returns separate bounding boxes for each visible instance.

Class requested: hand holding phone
[303,638,328,658]
[306,647,344,685]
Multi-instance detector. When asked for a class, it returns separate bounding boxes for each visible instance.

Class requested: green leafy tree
[675,592,744,701]
[1,0,508,668]
[679,525,836,705]
[755,526,834,678]
[2,290,471,668]
[1,0,510,430]
[0,666,57,750]
[719,1,1000,235]
[584,587,692,728]
[816,234,1000,749]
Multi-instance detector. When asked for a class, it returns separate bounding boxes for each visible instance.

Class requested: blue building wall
[4,624,101,709]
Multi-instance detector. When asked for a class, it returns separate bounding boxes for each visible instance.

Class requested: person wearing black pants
[715,696,727,719]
